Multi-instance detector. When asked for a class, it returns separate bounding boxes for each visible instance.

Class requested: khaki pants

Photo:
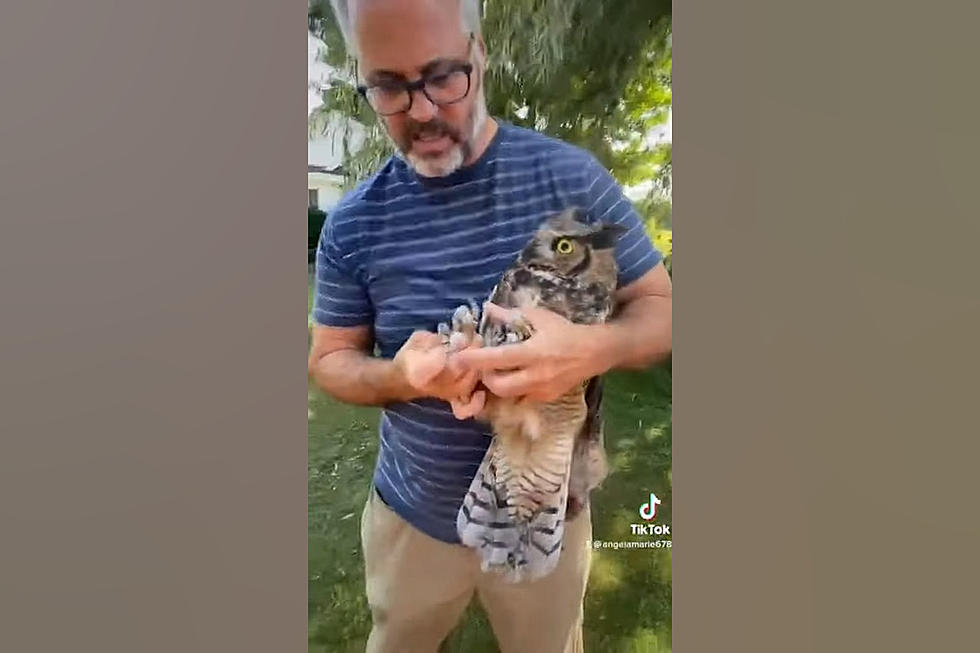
[361,486,592,653]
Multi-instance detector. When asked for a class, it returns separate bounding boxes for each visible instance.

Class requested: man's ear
[476,34,488,67]
[588,222,629,250]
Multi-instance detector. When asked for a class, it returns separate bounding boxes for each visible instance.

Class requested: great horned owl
[440,207,626,583]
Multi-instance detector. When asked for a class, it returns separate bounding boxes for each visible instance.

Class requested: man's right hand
[393,331,486,418]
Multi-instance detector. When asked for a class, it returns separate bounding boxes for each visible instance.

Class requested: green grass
[308,282,672,652]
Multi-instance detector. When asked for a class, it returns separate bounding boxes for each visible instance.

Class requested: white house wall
[309,173,344,211]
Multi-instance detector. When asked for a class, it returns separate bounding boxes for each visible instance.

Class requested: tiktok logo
[639,492,662,521]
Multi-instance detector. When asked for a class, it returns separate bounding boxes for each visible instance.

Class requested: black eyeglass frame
[355,34,477,116]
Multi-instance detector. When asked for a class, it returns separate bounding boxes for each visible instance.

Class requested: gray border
[4,1,980,651]
[0,2,308,651]
[675,1,980,650]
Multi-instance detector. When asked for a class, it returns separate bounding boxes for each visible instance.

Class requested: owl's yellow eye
[555,238,575,255]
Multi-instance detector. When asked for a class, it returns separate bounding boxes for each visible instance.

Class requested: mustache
[406,119,462,142]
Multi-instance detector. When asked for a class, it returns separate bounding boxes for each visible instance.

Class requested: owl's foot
[437,321,452,345]
[476,302,536,347]
[439,301,483,353]
[502,313,534,344]
[439,301,488,420]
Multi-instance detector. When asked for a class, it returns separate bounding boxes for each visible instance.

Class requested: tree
[308,0,672,229]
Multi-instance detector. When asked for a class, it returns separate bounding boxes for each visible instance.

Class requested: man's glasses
[357,35,475,116]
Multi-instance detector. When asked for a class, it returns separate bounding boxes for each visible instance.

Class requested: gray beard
[398,87,489,178]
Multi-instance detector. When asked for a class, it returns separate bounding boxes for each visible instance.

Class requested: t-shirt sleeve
[582,156,664,288]
[310,209,374,328]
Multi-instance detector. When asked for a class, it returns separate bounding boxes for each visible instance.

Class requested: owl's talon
[468,298,481,325]
[451,305,468,328]
[451,304,477,334]
[448,331,470,352]
[446,303,482,352]
[493,311,533,344]
[509,314,533,340]
[437,321,452,345]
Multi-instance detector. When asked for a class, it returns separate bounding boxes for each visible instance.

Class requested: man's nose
[407,88,438,122]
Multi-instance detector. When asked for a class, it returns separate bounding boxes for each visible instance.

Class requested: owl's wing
[456,420,575,583]
[567,375,610,518]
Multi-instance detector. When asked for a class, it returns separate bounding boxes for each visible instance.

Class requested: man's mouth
[412,132,454,155]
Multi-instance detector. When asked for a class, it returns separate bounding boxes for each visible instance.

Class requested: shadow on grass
[308,362,672,653]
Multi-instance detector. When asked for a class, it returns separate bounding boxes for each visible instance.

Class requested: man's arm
[592,260,673,372]
[450,261,672,403]
[308,324,484,409]
[308,325,415,406]
[307,198,480,408]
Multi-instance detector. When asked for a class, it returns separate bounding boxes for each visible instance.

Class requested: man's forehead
[352,0,466,74]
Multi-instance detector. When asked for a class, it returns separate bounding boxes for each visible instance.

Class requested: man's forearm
[309,349,419,407]
[591,294,672,373]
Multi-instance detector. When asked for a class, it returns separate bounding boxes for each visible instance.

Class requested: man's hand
[451,302,609,403]
[393,330,486,417]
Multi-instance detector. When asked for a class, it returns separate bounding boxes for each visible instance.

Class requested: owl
[438,207,626,583]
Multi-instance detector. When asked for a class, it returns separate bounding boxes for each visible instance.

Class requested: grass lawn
[308,279,672,652]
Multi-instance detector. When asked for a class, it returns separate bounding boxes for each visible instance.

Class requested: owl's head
[518,207,627,279]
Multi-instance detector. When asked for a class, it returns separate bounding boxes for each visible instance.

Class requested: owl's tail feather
[457,441,571,583]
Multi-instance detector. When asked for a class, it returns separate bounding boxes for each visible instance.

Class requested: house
[308,163,344,212]
[308,106,352,213]
[309,32,367,215]
[309,31,345,214]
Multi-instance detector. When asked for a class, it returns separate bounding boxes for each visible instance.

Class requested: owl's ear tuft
[561,206,589,225]
[588,222,628,250]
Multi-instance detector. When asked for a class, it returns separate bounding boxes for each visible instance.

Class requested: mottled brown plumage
[445,207,624,582]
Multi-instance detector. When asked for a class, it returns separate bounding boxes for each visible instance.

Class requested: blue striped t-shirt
[312,121,663,543]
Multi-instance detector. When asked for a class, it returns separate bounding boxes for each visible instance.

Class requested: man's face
[352,0,487,177]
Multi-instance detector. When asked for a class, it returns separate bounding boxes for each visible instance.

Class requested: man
[308,1,672,651]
